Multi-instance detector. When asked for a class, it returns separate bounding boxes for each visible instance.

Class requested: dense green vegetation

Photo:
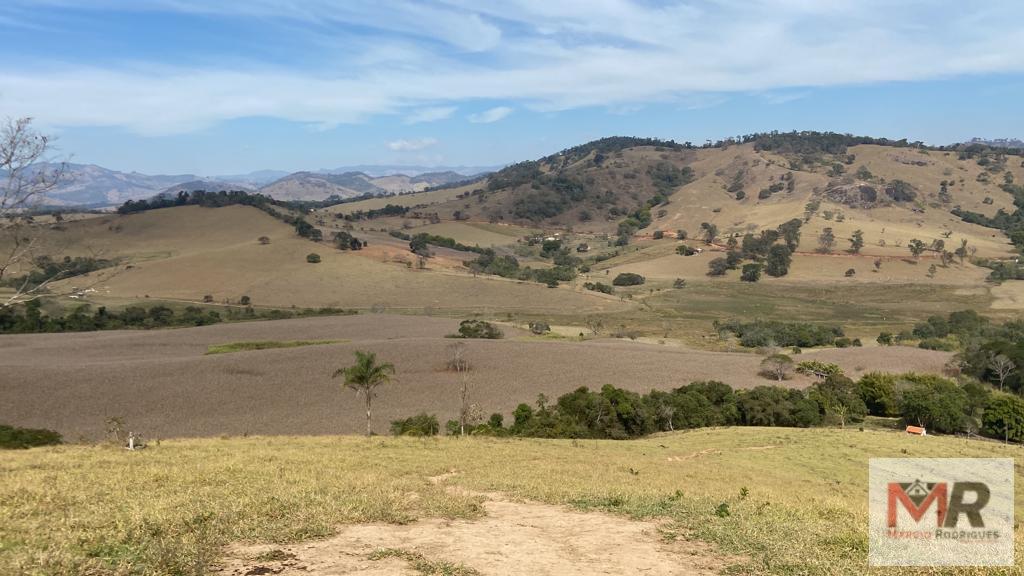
[398,369,1020,443]
[449,320,503,339]
[0,300,356,334]
[714,319,844,348]
[0,424,62,449]
[0,255,115,291]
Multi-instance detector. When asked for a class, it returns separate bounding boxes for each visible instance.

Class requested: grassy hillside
[2,428,1021,575]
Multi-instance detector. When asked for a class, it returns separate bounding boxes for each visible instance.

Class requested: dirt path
[218,479,732,576]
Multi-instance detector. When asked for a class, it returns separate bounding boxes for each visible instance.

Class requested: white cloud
[2,1,1024,134]
[468,106,513,124]
[387,137,438,151]
[404,106,457,124]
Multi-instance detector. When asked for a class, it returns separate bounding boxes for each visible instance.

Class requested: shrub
[583,282,614,294]
[876,332,894,346]
[740,263,762,282]
[834,337,852,348]
[676,244,697,256]
[528,321,551,335]
[796,360,843,379]
[257,236,271,245]
[0,424,62,449]
[652,230,664,240]
[452,320,503,339]
[612,272,645,286]
[809,375,867,425]
[716,319,843,348]
[707,257,730,276]
[306,253,321,263]
[390,413,440,436]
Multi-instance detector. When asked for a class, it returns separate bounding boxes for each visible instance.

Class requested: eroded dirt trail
[219,488,729,576]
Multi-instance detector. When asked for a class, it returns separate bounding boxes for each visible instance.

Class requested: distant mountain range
[31,163,495,208]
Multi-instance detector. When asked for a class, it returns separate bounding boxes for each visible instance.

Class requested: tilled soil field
[0,314,951,439]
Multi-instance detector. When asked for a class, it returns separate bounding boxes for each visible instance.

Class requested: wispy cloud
[468,106,513,124]
[387,137,438,151]
[404,106,457,124]
[2,1,1023,134]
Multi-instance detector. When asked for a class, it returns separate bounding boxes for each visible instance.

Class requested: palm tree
[333,351,395,436]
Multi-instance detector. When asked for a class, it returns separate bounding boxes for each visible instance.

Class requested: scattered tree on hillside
[849,230,864,254]
[306,253,321,263]
[874,258,883,271]
[908,239,927,259]
[989,353,1017,392]
[258,236,270,245]
[333,350,396,436]
[760,354,794,381]
[817,227,836,253]
[740,263,762,282]
[955,239,969,265]
[700,222,718,245]
[707,257,729,276]
[765,245,792,277]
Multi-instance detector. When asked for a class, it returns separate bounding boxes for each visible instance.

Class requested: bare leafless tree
[989,353,1017,392]
[447,342,472,435]
[0,118,123,308]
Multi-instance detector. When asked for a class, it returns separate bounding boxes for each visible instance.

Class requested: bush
[676,245,697,256]
[528,321,551,335]
[0,424,62,449]
[740,263,762,282]
[716,319,844,348]
[898,374,972,434]
[583,282,614,294]
[612,272,645,286]
[452,320,503,339]
[390,413,440,436]
[306,253,321,263]
[795,360,843,379]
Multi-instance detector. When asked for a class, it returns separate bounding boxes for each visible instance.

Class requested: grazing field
[2,428,1022,575]
[0,314,950,440]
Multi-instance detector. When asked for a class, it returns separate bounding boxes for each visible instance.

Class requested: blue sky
[2,1,1023,175]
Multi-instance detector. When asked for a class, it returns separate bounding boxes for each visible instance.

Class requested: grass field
[204,339,343,355]
[2,428,1022,575]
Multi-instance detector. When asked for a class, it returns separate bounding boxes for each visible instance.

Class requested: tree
[760,354,794,381]
[333,351,396,436]
[707,257,730,276]
[982,394,1024,443]
[988,353,1017,392]
[306,253,321,263]
[908,238,927,259]
[954,239,969,265]
[740,263,762,282]
[849,229,864,254]
[612,272,645,286]
[765,245,792,277]
[700,222,718,245]
[817,228,836,253]
[257,236,271,245]
[1,118,72,307]
[447,342,472,436]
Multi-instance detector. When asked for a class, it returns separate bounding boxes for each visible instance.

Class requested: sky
[1,1,1023,176]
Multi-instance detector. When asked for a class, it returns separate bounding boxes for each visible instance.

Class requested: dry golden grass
[2,428,1023,575]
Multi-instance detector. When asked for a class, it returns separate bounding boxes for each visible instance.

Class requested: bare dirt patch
[220,491,728,576]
